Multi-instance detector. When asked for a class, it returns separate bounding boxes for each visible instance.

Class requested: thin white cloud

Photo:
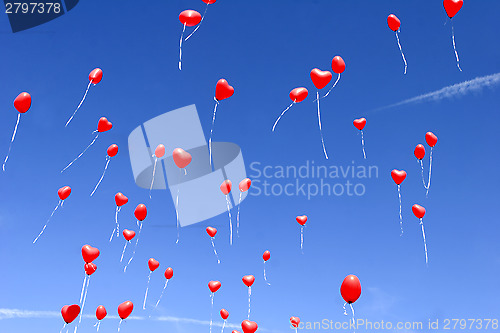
[373,72,500,111]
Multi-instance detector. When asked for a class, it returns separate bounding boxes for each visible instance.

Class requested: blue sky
[0,0,499,332]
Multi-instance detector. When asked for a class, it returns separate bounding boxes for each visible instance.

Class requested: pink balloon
[173,148,192,169]
[155,144,165,158]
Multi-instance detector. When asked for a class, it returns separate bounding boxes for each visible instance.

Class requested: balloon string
[120,241,128,262]
[149,157,158,199]
[247,286,251,319]
[225,195,233,246]
[420,218,429,266]
[33,200,61,244]
[60,323,66,333]
[66,81,92,127]
[318,73,341,100]
[179,23,186,70]
[426,147,433,197]
[110,207,121,242]
[79,274,87,303]
[154,280,168,309]
[451,19,462,72]
[209,293,214,333]
[236,192,242,238]
[175,187,180,244]
[395,31,407,75]
[78,276,91,325]
[343,302,347,316]
[90,157,111,197]
[300,226,304,254]
[397,184,403,236]
[272,101,295,132]
[350,303,356,332]
[117,319,122,333]
[184,2,209,41]
[360,130,366,159]
[96,321,101,332]
[316,91,329,159]
[221,320,226,333]
[143,271,152,309]
[61,132,99,173]
[209,99,219,168]
[210,237,220,264]
[418,159,428,190]
[124,222,143,272]
[2,113,21,172]
[263,262,271,285]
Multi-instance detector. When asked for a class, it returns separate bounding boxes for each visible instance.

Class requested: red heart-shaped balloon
[123,229,136,241]
[206,227,217,238]
[233,331,241,333]
[96,305,107,321]
[14,92,32,113]
[220,309,229,320]
[164,267,174,279]
[239,178,251,192]
[89,68,103,84]
[202,0,217,3]
[425,132,438,147]
[107,144,118,157]
[58,186,72,200]
[340,274,361,304]
[262,250,270,262]
[387,14,401,32]
[115,192,129,207]
[296,215,307,226]
[391,169,407,185]
[84,262,97,276]
[290,317,300,328]
[242,275,255,287]
[134,204,147,221]
[215,79,235,101]
[331,56,346,74]
[61,304,80,324]
[117,301,133,320]
[310,68,332,90]
[148,258,160,272]
[241,320,258,333]
[179,10,202,27]
[353,118,366,131]
[82,245,100,263]
[289,87,308,103]
[412,204,426,219]
[443,0,463,18]
[209,280,221,293]
[155,144,166,158]
[220,180,232,195]
[97,117,113,132]
[414,144,426,160]
[173,148,192,169]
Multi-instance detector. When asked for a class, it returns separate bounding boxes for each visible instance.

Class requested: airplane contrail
[372,72,500,111]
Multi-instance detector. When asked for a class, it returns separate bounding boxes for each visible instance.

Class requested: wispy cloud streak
[373,72,500,111]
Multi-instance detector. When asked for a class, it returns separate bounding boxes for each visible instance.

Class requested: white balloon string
[60,323,66,333]
[154,280,168,309]
[225,195,233,246]
[209,99,219,168]
[221,320,226,333]
[263,262,271,285]
[419,159,428,190]
[420,218,429,266]
[451,19,462,72]
[33,201,61,244]
[360,130,366,159]
[300,226,304,254]
[316,91,329,159]
[61,132,99,173]
[78,276,91,324]
[117,319,122,333]
[210,237,220,264]
[120,241,128,262]
[66,81,92,127]
[149,157,158,199]
[90,157,110,197]
[395,31,407,75]
[96,321,101,332]
[110,207,121,242]
[236,192,242,238]
[79,274,87,303]
[398,185,403,236]
[426,147,433,197]
[2,113,21,171]
[272,101,295,132]
[179,23,186,70]
[184,2,209,41]
[247,286,251,319]
[209,293,214,333]
[175,187,180,244]
[124,222,143,272]
[350,303,356,332]
[343,302,347,315]
[319,73,341,100]
[143,271,152,309]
